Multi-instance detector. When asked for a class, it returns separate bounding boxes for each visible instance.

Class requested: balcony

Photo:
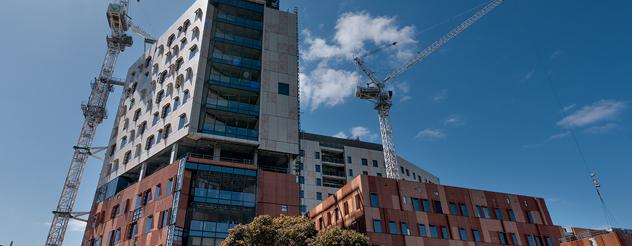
[211,51,261,69]
[215,31,261,49]
[322,170,346,179]
[187,153,254,166]
[208,73,260,92]
[216,12,263,30]
[213,0,264,13]
[321,155,345,165]
[201,123,258,141]
[206,96,259,116]
[323,177,346,188]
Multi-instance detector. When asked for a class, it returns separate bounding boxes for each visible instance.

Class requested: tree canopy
[221,215,369,246]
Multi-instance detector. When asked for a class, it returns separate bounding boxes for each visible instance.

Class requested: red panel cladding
[256,170,300,217]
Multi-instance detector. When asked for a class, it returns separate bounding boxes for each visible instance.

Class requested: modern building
[309,175,563,246]
[84,0,300,245]
[297,132,439,214]
[561,227,632,246]
[82,0,440,245]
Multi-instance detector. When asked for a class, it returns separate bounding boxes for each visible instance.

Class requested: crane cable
[545,72,617,230]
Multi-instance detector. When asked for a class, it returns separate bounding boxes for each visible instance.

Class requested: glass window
[300,205,306,214]
[527,211,535,224]
[144,216,153,234]
[154,185,161,199]
[429,225,439,238]
[361,158,368,166]
[362,171,368,175]
[370,193,379,207]
[460,203,469,217]
[377,173,382,176]
[499,232,508,245]
[459,228,468,240]
[422,199,431,212]
[419,224,427,237]
[183,90,190,104]
[298,176,304,184]
[166,178,173,196]
[412,198,421,211]
[315,165,321,172]
[316,178,321,186]
[348,169,353,177]
[545,237,553,246]
[372,160,378,167]
[373,220,382,233]
[299,149,304,157]
[449,202,458,215]
[508,209,516,221]
[314,152,320,159]
[299,190,304,198]
[441,226,449,239]
[178,114,187,129]
[434,200,443,214]
[389,221,398,234]
[401,223,410,235]
[495,207,504,220]
[473,229,481,242]
[535,236,543,246]
[527,235,535,246]
[512,233,520,245]
[483,206,491,219]
[278,82,289,95]
[347,156,352,163]
[316,192,322,200]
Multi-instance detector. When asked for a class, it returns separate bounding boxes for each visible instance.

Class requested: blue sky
[0,0,630,245]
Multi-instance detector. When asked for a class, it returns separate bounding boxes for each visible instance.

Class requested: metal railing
[321,156,345,164]
[201,123,258,141]
[211,51,261,69]
[216,12,263,30]
[215,31,261,49]
[206,96,259,116]
[208,73,260,92]
[187,153,254,165]
[322,169,345,177]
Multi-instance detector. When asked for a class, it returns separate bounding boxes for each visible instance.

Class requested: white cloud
[433,89,448,102]
[333,131,348,139]
[302,12,416,61]
[557,100,626,128]
[562,104,576,112]
[333,126,379,142]
[550,49,563,60]
[415,128,446,140]
[399,95,412,103]
[521,69,535,82]
[300,62,361,111]
[547,131,570,141]
[444,114,465,127]
[300,12,417,111]
[584,123,617,134]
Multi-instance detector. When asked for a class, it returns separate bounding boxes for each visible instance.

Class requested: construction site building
[309,175,563,246]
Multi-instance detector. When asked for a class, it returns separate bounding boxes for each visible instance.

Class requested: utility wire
[545,71,617,230]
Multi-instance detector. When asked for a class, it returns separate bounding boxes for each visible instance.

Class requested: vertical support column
[138,162,147,182]
[213,143,221,161]
[169,143,179,163]
[253,151,258,166]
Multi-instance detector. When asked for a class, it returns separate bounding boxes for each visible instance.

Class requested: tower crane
[45,0,153,245]
[355,0,503,179]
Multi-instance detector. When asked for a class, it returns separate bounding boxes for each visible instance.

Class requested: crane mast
[45,1,133,245]
[355,0,503,180]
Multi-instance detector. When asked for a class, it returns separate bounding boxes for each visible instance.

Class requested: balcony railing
[187,153,254,165]
[216,12,263,30]
[201,123,258,141]
[321,156,345,164]
[208,73,260,92]
[322,169,346,178]
[215,31,261,49]
[206,97,259,116]
[211,51,261,69]
[213,0,264,12]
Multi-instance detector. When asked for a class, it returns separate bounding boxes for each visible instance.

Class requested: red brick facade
[83,156,299,246]
[309,175,563,246]
[561,228,632,246]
